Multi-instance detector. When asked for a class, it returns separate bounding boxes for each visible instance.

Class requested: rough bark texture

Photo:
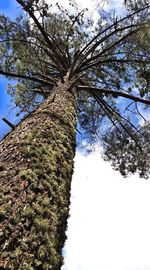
[0,79,76,270]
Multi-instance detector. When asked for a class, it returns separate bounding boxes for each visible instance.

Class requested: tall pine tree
[0,0,150,269]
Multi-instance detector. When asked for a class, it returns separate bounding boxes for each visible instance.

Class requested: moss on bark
[0,80,76,269]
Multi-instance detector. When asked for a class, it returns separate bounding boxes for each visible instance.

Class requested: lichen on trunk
[0,80,77,270]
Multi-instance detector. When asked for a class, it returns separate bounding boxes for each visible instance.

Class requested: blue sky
[0,0,13,11]
[0,0,20,17]
[0,0,22,140]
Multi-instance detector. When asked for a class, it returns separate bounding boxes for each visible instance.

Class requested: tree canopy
[0,0,150,177]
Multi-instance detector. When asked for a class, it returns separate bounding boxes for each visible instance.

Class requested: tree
[0,0,150,269]
[102,122,150,178]
[101,0,150,179]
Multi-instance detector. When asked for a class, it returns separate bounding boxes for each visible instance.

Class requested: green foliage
[124,0,149,11]
[0,0,149,115]
[0,0,94,112]
[0,0,149,168]
[103,123,150,178]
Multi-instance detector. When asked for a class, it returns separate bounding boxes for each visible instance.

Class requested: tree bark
[0,79,76,270]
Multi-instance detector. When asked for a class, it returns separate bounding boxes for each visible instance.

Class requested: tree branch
[16,0,65,82]
[77,85,150,106]
[80,58,150,72]
[16,0,54,52]
[33,72,57,85]
[2,118,15,129]
[77,5,150,59]
[75,30,137,73]
[92,91,142,149]
[0,70,54,86]
[74,24,141,73]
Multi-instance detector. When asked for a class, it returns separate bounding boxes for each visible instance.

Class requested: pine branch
[101,95,143,137]
[92,91,142,149]
[75,30,137,73]
[77,86,150,106]
[80,58,150,72]
[16,0,54,53]
[74,24,141,73]
[33,72,57,85]
[16,0,65,82]
[0,70,54,86]
[77,4,150,59]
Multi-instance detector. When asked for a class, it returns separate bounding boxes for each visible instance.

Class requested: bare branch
[2,118,15,129]
[135,102,150,125]
[124,101,135,113]
[93,92,125,136]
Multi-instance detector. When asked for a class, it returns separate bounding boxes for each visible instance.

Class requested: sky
[0,0,23,140]
[0,1,150,270]
[62,147,150,270]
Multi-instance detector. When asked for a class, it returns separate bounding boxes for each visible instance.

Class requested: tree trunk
[0,79,76,270]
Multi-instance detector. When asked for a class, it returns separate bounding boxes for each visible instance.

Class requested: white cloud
[62,146,150,270]
[47,0,109,23]
[109,0,126,15]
